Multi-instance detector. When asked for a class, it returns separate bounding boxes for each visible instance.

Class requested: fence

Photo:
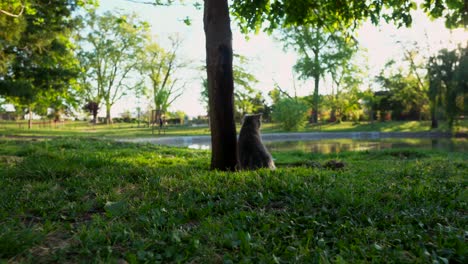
[0,120,70,129]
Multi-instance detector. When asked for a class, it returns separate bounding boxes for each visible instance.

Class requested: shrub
[272,98,309,131]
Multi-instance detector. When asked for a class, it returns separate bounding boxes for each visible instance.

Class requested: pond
[264,138,467,153]
[184,138,467,153]
[120,132,467,153]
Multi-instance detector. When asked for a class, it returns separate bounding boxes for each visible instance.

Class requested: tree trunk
[204,0,238,171]
[54,109,61,122]
[137,107,141,128]
[431,106,438,129]
[106,104,112,125]
[312,76,319,123]
[28,106,32,129]
[330,108,336,122]
[92,113,97,124]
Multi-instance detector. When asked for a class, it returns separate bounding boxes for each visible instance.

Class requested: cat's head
[241,113,262,129]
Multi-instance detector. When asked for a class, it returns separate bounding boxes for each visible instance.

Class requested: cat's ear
[241,115,246,125]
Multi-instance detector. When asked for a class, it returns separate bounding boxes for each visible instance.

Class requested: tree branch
[166,81,185,106]
[272,81,294,100]
[110,61,138,104]
[0,4,25,18]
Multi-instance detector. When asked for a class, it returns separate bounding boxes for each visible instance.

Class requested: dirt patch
[0,155,24,166]
[28,230,76,262]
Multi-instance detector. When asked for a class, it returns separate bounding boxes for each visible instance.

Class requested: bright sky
[98,0,468,118]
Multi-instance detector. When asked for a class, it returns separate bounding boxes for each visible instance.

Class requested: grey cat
[238,114,276,170]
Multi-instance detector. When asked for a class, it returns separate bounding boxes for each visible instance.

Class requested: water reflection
[187,144,210,150]
[187,138,466,153]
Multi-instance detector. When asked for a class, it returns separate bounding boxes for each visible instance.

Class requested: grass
[0,121,212,138]
[0,138,466,263]
[0,120,466,139]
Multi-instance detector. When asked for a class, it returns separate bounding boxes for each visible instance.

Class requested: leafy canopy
[0,0,91,115]
[231,0,467,31]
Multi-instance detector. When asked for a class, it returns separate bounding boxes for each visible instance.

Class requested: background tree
[328,52,364,122]
[360,88,379,122]
[77,11,149,124]
[83,101,99,124]
[325,85,363,123]
[428,45,467,129]
[174,110,186,125]
[232,55,264,120]
[0,1,84,128]
[199,78,209,116]
[281,25,358,123]
[0,0,94,72]
[376,61,429,121]
[140,36,186,122]
[0,1,26,73]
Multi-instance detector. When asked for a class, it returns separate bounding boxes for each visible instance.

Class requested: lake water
[119,132,467,154]
[264,138,467,153]
[186,138,467,153]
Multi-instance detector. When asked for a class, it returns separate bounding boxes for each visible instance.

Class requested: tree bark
[105,104,112,125]
[312,76,319,123]
[431,105,438,129]
[28,106,32,129]
[369,109,374,123]
[431,115,438,129]
[204,0,238,171]
[92,113,97,124]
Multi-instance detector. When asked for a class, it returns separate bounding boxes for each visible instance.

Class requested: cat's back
[238,114,275,170]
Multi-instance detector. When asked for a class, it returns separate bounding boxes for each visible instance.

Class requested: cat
[238,114,276,170]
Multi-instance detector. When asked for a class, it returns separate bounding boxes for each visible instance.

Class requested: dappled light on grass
[0,138,466,262]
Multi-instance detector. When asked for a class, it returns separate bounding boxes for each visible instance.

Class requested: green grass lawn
[0,138,466,263]
[0,120,466,138]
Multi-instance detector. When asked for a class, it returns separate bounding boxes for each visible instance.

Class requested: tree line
[266,42,467,131]
[0,1,188,128]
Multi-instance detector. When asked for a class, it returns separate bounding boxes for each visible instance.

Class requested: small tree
[140,35,187,121]
[175,110,186,125]
[83,101,99,124]
[272,98,309,131]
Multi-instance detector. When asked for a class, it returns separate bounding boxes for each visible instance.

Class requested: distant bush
[272,98,309,131]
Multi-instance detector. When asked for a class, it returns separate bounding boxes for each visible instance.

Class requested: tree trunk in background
[312,76,319,123]
[28,106,32,129]
[204,0,238,171]
[92,112,97,124]
[105,104,112,125]
[330,108,336,122]
[431,106,438,129]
